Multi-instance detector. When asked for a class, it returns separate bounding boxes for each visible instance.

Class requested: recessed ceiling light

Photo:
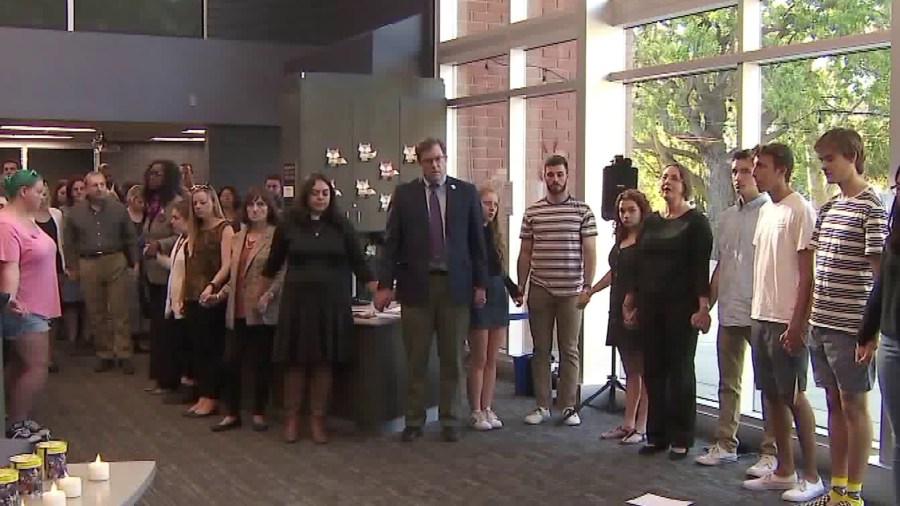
[0,134,75,140]
[150,137,206,142]
[1,125,96,133]
[182,128,206,135]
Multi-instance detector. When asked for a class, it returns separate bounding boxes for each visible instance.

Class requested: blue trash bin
[513,354,534,397]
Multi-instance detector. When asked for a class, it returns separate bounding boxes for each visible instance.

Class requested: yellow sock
[828,476,847,501]
[845,482,863,505]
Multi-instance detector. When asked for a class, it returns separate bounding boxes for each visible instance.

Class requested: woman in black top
[467,187,522,432]
[582,189,651,445]
[859,170,900,498]
[624,163,713,460]
[259,173,376,444]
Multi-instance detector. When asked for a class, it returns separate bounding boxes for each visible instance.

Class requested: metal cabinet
[281,72,446,232]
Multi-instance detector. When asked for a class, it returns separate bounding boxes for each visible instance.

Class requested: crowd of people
[0,131,898,505]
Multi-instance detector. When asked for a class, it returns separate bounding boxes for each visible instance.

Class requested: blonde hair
[126,184,143,203]
[478,187,505,268]
[187,186,225,253]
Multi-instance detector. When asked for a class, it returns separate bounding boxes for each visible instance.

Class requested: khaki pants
[80,253,131,360]
[717,325,776,454]
[528,284,582,409]
[401,274,469,428]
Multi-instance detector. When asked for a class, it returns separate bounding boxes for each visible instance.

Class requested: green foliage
[631,2,891,217]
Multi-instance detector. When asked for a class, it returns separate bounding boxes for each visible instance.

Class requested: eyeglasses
[420,155,447,166]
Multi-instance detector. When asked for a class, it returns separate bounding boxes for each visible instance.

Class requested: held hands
[65,268,79,282]
[576,290,592,310]
[856,340,878,365]
[473,288,487,308]
[256,291,273,314]
[513,293,524,307]
[690,308,711,333]
[779,325,806,355]
[144,241,160,258]
[622,295,638,329]
[199,284,221,307]
[373,288,393,312]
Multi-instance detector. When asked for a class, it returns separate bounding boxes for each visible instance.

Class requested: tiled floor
[36,351,814,505]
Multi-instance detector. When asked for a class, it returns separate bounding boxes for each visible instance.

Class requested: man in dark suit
[375,137,487,442]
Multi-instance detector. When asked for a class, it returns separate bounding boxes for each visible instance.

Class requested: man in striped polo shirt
[517,155,598,426]
[806,129,887,506]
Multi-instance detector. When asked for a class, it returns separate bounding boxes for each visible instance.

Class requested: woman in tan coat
[211,188,283,432]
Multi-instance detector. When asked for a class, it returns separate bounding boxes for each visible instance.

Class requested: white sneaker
[742,472,798,491]
[470,410,492,431]
[781,477,825,503]
[694,443,738,466]
[484,408,503,429]
[560,407,581,426]
[746,454,778,478]
[524,407,551,425]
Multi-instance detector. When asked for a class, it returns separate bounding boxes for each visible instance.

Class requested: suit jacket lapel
[245,227,273,276]
[232,229,245,280]
[444,177,456,237]
[413,180,429,234]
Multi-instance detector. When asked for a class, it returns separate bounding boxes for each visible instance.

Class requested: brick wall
[525,93,577,203]
[456,102,508,190]
[457,56,509,97]
[458,0,508,37]
[528,0,579,18]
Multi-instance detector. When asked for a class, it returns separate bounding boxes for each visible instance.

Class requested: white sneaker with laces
[746,454,778,478]
[742,472,798,491]
[470,410,492,431]
[694,443,738,466]
[781,477,825,503]
[561,407,581,426]
[484,408,503,429]
[523,407,551,425]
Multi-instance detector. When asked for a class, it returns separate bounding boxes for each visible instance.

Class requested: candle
[42,483,66,506]
[88,454,109,481]
[58,474,82,498]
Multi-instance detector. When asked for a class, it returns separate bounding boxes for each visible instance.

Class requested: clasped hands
[373,286,493,312]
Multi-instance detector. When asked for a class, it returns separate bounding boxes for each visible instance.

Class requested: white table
[24,461,156,506]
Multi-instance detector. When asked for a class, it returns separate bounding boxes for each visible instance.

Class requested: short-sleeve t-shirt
[0,213,61,318]
[809,187,887,334]
[751,192,816,324]
[520,196,598,296]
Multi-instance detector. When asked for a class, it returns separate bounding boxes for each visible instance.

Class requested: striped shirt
[520,197,598,296]
[810,187,888,334]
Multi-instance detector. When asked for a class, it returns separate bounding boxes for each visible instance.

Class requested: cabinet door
[351,79,400,232]
[399,78,447,184]
[299,74,356,189]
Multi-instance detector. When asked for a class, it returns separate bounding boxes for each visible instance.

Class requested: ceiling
[0,120,206,144]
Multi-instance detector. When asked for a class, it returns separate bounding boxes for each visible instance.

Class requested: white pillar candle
[58,474,82,498]
[88,454,109,481]
[42,483,66,506]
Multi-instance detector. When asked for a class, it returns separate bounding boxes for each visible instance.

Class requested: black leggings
[221,320,275,416]
[640,296,699,449]
[185,301,226,399]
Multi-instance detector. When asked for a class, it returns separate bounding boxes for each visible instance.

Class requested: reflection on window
[456,56,510,98]
[456,103,509,189]
[631,71,737,401]
[762,0,891,46]
[629,7,737,68]
[525,93,577,204]
[458,0,509,39]
[0,0,66,30]
[527,0,579,18]
[525,40,578,86]
[75,0,203,38]
[761,49,890,206]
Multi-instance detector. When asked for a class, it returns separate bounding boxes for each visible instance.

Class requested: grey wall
[27,149,94,185]
[101,143,208,187]
[207,0,330,44]
[0,27,313,126]
[206,126,280,193]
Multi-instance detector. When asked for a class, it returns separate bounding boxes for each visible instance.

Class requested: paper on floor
[626,493,694,506]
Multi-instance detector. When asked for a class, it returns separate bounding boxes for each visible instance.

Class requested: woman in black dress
[467,187,522,431]
[624,163,713,460]
[582,189,651,445]
[260,173,376,444]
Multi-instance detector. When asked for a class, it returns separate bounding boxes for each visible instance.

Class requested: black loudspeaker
[601,155,638,221]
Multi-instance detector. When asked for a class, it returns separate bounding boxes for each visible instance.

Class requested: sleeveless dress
[607,243,640,350]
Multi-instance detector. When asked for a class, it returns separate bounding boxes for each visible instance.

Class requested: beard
[547,182,566,195]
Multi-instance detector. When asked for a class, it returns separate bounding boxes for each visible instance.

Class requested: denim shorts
[0,310,50,340]
[751,319,809,401]
[809,325,876,393]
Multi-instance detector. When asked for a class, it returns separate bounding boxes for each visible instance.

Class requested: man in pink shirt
[0,169,61,443]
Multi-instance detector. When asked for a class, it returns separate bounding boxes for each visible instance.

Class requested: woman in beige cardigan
[211,188,283,432]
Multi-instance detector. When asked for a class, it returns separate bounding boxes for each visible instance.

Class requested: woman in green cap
[0,169,61,443]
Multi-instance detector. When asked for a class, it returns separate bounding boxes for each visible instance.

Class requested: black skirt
[470,275,510,329]
[273,280,355,366]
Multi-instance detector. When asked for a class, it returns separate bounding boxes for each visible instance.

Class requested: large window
[0,0,66,30]
[762,49,891,206]
[525,40,578,86]
[455,102,510,190]
[457,0,509,39]
[525,93,577,204]
[762,0,891,46]
[75,0,203,38]
[526,0,579,19]
[456,56,510,98]
[629,7,737,68]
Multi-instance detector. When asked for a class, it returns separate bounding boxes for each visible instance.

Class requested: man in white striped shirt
[807,128,887,506]
[517,155,598,426]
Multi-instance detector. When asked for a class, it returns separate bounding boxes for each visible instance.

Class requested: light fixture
[0,134,75,140]
[182,128,206,135]
[150,137,205,142]
[1,125,96,133]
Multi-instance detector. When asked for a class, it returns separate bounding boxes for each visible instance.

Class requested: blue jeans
[878,334,900,503]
